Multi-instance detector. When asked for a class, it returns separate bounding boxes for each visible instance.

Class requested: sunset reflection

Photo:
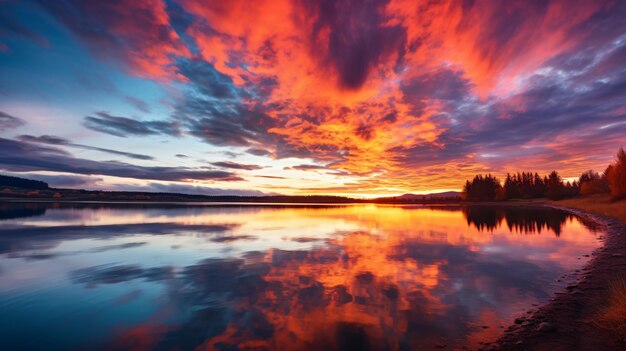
[0,204,601,350]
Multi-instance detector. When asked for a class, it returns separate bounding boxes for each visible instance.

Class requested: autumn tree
[606,147,626,199]
[578,170,609,195]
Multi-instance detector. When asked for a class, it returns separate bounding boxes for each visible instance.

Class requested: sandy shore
[479,203,626,351]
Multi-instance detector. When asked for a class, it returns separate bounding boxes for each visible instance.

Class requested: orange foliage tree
[606,147,626,199]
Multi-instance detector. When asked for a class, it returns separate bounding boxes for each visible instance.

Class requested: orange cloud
[386,0,606,97]
[176,0,616,191]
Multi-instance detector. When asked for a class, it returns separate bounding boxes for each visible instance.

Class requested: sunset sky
[0,0,625,197]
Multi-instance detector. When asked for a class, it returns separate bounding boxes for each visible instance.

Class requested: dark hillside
[0,175,49,190]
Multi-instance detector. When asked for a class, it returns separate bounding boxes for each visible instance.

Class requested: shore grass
[594,277,626,342]
[551,194,626,223]
[555,194,626,344]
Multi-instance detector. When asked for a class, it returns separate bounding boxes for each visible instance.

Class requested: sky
[0,0,625,197]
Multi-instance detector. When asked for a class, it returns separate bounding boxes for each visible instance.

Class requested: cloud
[0,111,25,131]
[0,221,240,256]
[246,148,272,157]
[71,264,174,286]
[124,96,150,113]
[18,134,154,160]
[284,164,328,171]
[0,138,243,182]
[302,0,406,90]
[211,161,263,171]
[83,112,179,137]
[6,0,626,192]
[174,0,625,190]
[89,242,147,253]
[173,59,279,148]
[254,175,287,180]
[33,0,190,80]
[114,182,269,196]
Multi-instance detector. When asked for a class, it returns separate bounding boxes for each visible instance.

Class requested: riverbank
[481,196,626,351]
[551,194,626,223]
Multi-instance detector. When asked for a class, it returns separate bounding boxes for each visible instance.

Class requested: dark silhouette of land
[0,174,461,204]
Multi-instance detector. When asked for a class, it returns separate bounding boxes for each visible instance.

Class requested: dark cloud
[177,58,238,99]
[164,0,195,35]
[304,0,406,90]
[0,221,238,255]
[0,138,243,182]
[401,69,473,105]
[18,134,66,144]
[0,111,25,131]
[71,264,174,286]
[173,59,279,148]
[89,242,147,253]
[285,237,324,243]
[175,154,189,158]
[246,148,272,157]
[284,164,327,171]
[84,112,180,137]
[211,161,263,171]
[178,96,275,147]
[254,175,287,180]
[18,134,154,160]
[210,235,257,243]
[124,96,150,113]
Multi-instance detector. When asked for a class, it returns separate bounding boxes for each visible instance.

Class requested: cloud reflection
[73,209,598,350]
[0,204,601,350]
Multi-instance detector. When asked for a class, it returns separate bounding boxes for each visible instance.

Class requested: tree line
[0,174,49,190]
[463,148,626,201]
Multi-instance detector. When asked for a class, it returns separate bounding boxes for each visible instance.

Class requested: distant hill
[373,191,461,204]
[0,174,49,190]
[397,191,461,199]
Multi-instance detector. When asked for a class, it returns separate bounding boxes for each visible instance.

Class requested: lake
[0,203,602,350]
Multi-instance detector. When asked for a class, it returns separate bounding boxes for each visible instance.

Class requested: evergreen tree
[545,171,566,200]
[462,174,502,201]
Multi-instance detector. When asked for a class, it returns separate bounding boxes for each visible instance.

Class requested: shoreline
[480,201,626,351]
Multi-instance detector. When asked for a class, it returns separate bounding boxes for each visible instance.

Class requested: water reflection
[0,204,601,351]
[463,206,577,235]
[0,203,46,220]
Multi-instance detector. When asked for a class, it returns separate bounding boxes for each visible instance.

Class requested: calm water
[0,203,602,350]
